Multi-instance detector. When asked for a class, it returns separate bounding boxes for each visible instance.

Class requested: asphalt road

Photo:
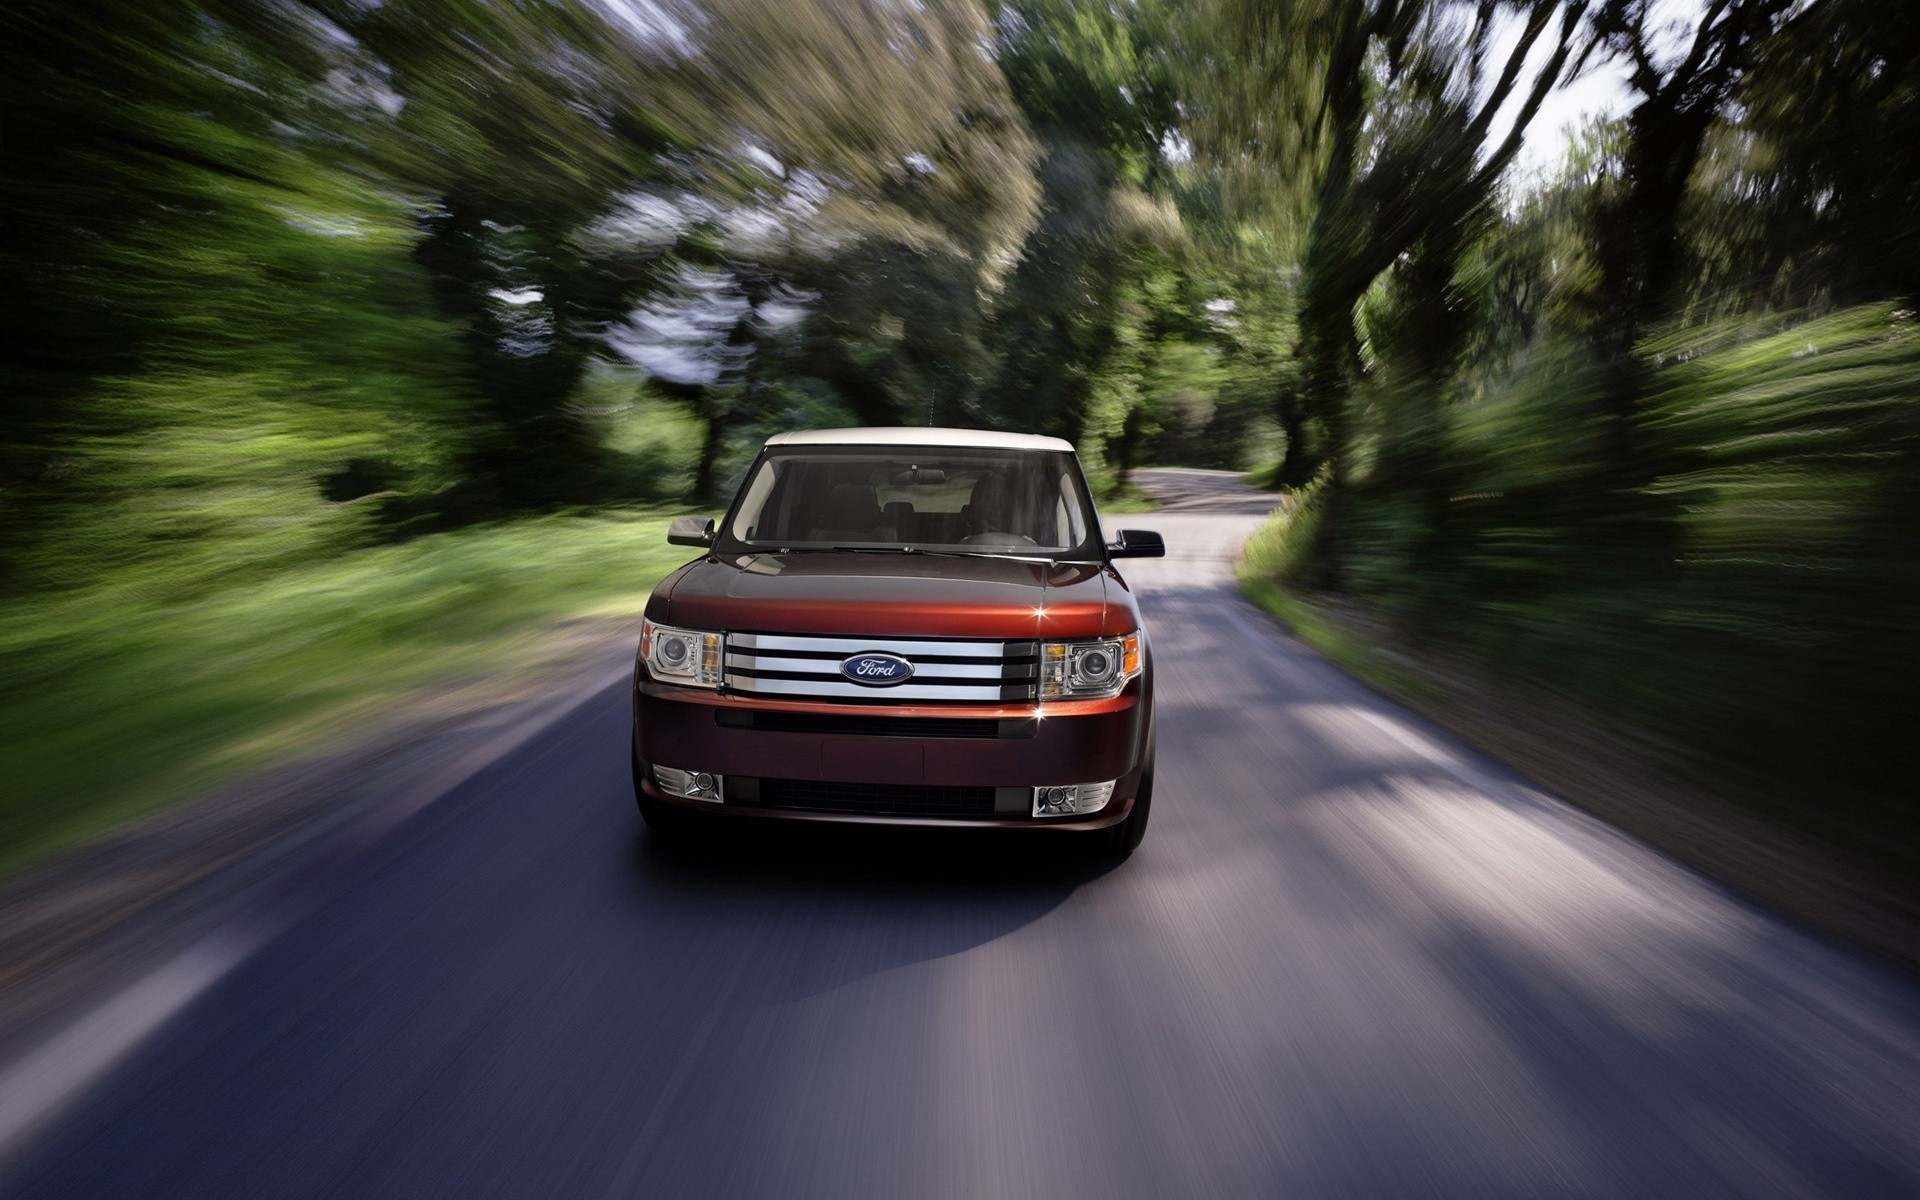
[7,468,1918,1198]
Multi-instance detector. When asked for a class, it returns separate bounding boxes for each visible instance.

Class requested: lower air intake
[739,777,998,818]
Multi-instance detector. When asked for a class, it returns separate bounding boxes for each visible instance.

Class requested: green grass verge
[1242,462,1286,492]
[0,508,691,874]
[1236,511,1439,707]
[1098,482,1162,513]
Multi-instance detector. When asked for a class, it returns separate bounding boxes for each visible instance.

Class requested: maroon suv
[631,428,1164,856]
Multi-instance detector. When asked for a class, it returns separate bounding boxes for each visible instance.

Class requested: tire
[1100,766,1153,859]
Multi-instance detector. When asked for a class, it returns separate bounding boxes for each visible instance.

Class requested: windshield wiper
[821,546,1057,563]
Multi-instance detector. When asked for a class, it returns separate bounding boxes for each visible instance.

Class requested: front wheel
[1099,767,1152,859]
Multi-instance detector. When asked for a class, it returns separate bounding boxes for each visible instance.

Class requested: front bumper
[634,679,1150,831]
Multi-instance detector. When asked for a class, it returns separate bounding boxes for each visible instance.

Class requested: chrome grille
[724,633,1039,702]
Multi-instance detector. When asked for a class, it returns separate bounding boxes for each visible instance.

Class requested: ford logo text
[840,652,914,687]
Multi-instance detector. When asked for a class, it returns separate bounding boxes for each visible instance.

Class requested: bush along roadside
[1238,490,1920,971]
[0,507,694,876]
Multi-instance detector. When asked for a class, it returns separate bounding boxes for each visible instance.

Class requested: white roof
[763,426,1074,452]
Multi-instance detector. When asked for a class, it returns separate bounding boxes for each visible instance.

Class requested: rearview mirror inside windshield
[889,467,947,485]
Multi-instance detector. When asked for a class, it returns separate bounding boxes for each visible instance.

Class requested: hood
[659,552,1121,639]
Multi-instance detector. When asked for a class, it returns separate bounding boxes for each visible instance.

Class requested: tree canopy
[5,0,1916,820]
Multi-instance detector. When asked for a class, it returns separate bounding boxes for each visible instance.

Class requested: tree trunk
[1273,379,1317,488]
[1113,404,1146,488]
[1295,297,1361,589]
[1580,97,1719,574]
[692,393,727,504]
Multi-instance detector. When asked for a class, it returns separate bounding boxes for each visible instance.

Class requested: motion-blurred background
[1,0,1915,894]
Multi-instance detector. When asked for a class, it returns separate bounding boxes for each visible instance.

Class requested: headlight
[1040,633,1141,700]
[641,619,723,688]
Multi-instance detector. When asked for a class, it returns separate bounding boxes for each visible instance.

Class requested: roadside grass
[1098,481,1162,514]
[1235,574,1444,709]
[1236,507,1440,707]
[0,509,690,874]
[1242,462,1285,492]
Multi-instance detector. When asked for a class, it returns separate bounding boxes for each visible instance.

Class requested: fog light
[654,765,723,802]
[1032,780,1116,817]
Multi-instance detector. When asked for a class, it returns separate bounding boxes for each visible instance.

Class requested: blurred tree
[981,0,1201,484]
[2,0,1047,550]
[6,0,1919,853]
[617,0,1043,452]
[1212,0,1920,838]
[1571,0,1797,567]
[1690,0,1920,310]
[0,0,478,588]
[1201,0,1589,585]
[310,0,690,509]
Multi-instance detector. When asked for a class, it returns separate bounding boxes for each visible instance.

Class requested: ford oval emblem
[841,652,914,687]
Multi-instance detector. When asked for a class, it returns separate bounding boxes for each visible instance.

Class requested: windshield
[719,445,1101,559]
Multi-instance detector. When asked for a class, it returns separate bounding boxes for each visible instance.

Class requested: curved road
[6,469,1918,1198]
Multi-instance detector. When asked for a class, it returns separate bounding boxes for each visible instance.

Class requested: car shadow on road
[631,820,1119,886]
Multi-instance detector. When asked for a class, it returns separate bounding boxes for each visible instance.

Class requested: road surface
[5,469,1917,1198]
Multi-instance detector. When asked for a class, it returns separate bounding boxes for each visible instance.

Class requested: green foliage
[3,5,475,590]
[1239,476,1324,586]
[981,0,1225,480]
[585,375,710,500]
[1307,307,1920,837]
[1692,0,1920,308]
[0,509,692,871]
[1216,0,1920,847]
[0,0,1054,870]
[19,0,1911,872]
[1645,307,1920,776]
[1195,0,1588,490]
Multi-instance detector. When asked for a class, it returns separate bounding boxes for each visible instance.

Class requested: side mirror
[1108,529,1165,559]
[668,516,716,548]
